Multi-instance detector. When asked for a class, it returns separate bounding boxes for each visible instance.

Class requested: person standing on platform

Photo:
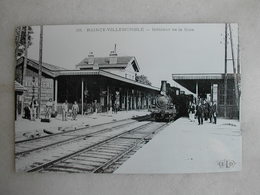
[24,103,31,120]
[212,101,217,124]
[30,97,38,121]
[72,101,79,120]
[196,102,204,125]
[114,92,120,114]
[188,102,195,122]
[62,100,68,121]
[45,98,53,119]
[203,100,210,121]
[93,100,97,113]
[209,101,213,123]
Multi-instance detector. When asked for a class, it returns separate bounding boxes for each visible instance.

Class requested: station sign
[23,76,54,105]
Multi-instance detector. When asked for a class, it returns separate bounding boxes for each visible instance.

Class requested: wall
[104,65,136,80]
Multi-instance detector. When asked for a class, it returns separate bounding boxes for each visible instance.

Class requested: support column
[123,95,125,110]
[120,93,123,110]
[138,91,142,110]
[141,94,144,109]
[210,83,213,102]
[130,95,132,110]
[196,81,199,102]
[55,79,58,112]
[133,94,136,109]
[107,86,112,113]
[107,85,109,112]
[81,79,84,115]
[126,90,129,111]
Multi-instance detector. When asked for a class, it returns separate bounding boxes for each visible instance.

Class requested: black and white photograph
[14,23,241,174]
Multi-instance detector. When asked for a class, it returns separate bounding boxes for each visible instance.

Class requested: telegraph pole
[237,26,241,99]
[228,24,239,110]
[22,26,29,85]
[15,26,22,61]
[38,26,43,118]
[20,26,28,118]
[224,23,228,118]
[237,26,240,75]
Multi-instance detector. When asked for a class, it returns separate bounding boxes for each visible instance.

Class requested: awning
[172,73,237,80]
[172,73,238,94]
[56,70,160,91]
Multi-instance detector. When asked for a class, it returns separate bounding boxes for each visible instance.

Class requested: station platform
[116,117,241,174]
[15,110,150,141]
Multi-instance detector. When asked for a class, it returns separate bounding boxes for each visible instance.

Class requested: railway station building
[15,52,160,118]
[172,73,240,119]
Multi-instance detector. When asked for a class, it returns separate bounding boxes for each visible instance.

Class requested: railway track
[15,115,150,156]
[26,121,170,173]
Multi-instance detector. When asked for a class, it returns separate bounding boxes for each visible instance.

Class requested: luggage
[41,118,50,122]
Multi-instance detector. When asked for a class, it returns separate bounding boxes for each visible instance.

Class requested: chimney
[88,52,95,65]
[160,80,167,95]
[109,44,117,64]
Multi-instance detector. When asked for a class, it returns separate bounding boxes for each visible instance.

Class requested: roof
[16,57,66,78]
[15,57,158,91]
[29,58,66,71]
[172,73,240,94]
[15,81,27,92]
[76,56,140,72]
[172,73,237,80]
[56,69,159,91]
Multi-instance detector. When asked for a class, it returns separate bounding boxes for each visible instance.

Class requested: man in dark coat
[196,102,204,125]
[209,101,213,123]
[203,101,210,121]
[212,101,217,124]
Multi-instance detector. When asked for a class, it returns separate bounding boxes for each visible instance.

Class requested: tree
[15,26,34,84]
[15,26,34,59]
[135,75,152,86]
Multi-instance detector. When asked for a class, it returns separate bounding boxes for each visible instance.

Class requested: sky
[27,24,238,91]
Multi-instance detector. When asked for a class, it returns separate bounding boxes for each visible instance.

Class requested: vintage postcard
[15,23,241,173]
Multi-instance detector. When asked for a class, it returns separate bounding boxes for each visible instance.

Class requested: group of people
[23,96,39,121]
[24,97,55,121]
[23,96,81,122]
[61,100,79,121]
[188,100,217,125]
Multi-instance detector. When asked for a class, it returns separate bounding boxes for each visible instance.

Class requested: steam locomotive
[150,81,177,122]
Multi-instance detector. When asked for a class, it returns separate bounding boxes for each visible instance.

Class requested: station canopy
[57,69,160,91]
[172,73,235,94]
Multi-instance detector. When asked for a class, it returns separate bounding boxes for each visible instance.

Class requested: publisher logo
[217,159,236,169]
